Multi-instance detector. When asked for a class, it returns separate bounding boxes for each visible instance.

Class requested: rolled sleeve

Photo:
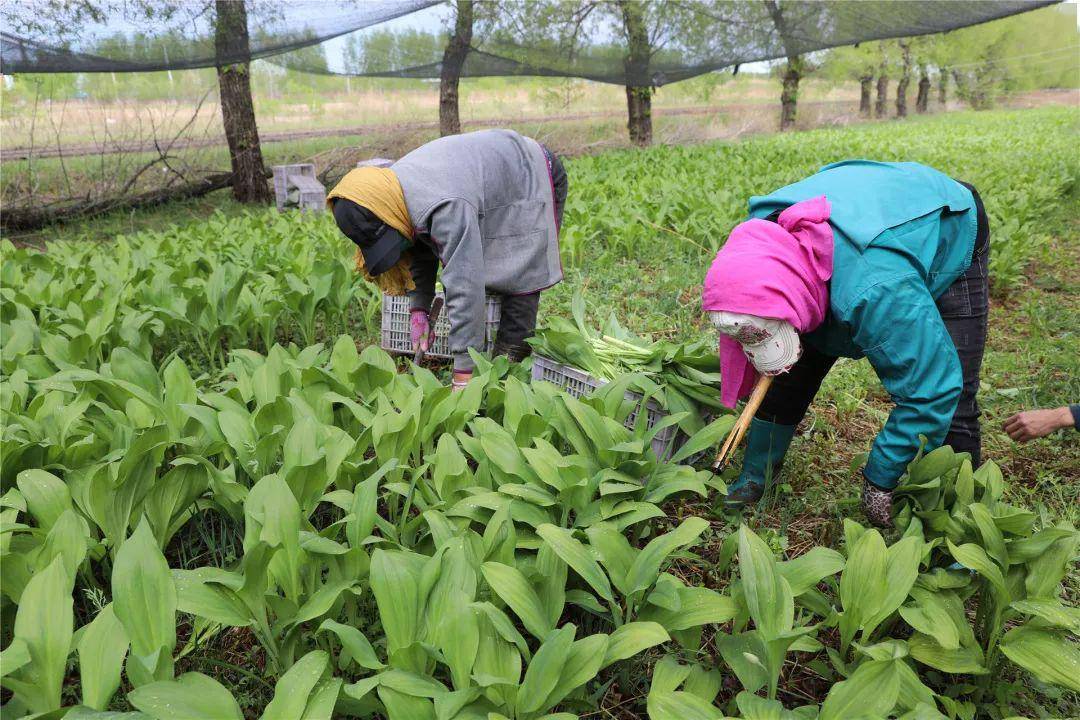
[850,275,962,488]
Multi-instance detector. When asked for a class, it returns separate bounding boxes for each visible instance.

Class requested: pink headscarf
[702,196,835,408]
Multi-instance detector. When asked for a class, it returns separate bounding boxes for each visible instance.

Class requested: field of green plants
[1,106,1077,719]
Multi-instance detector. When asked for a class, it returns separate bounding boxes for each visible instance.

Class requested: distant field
[1,75,857,152]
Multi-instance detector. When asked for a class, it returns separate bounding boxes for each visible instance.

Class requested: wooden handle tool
[713,374,774,470]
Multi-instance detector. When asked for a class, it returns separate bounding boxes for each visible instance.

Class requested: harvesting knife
[414,296,444,365]
[713,374,773,470]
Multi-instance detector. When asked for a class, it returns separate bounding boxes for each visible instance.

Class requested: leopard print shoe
[861,478,894,528]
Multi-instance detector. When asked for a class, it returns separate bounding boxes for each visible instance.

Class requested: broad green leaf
[865,536,922,633]
[9,555,73,713]
[128,672,242,720]
[908,633,987,675]
[900,593,960,650]
[288,579,355,628]
[537,524,614,604]
[111,519,176,685]
[820,658,901,720]
[839,529,887,650]
[370,549,421,660]
[1010,599,1080,633]
[946,539,1008,601]
[587,524,635,595]
[738,525,793,639]
[737,691,798,720]
[377,668,449,698]
[0,639,30,679]
[602,622,669,668]
[1023,527,1078,599]
[669,415,736,464]
[650,654,694,695]
[16,469,71,530]
[967,503,1007,569]
[172,571,252,627]
[377,686,435,720]
[542,632,609,710]
[640,586,738,631]
[715,631,769,695]
[36,508,89,579]
[999,625,1080,691]
[625,517,708,597]
[647,690,725,720]
[481,561,552,641]
[78,604,130,710]
[317,620,385,671]
[263,650,330,720]
[517,626,575,714]
[302,676,342,720]
[776,547,845,596]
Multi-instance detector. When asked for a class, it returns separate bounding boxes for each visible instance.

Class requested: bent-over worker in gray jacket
[327,129,568,389]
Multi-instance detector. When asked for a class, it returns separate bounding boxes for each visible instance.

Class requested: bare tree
[440,0,474,136]
[874,44,890,118]
[215,0,270,203]
[916,64,931,113]
[618,0,652,146]
[764,0,803,131]
[859,73,873,116]
[895,40,911,117]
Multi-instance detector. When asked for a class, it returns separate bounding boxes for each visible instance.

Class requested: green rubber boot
[723,419,796,509]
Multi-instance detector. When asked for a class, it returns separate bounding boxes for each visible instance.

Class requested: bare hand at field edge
[1002,407,1074,442]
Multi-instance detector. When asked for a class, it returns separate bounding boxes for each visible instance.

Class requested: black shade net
[1,0,440,73]
[2,0,1057,86]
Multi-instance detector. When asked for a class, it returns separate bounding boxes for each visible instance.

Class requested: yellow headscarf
[327,167,417,295]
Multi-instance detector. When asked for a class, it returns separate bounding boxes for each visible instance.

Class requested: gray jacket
[394,129,562,370]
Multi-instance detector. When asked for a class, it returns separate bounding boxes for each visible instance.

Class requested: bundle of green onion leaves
[528,291,726,434]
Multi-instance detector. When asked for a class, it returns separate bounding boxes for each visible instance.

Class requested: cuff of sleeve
[453,352,475,373]
[863,456,900,490]
[1070,404,1080,430]
[408,291,434,313]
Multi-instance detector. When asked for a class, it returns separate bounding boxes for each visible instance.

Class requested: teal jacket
[748,161,979,487]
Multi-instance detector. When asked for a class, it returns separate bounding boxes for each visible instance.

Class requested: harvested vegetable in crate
[528,291,724,433]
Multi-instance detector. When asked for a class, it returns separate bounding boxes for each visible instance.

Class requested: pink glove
[410,309,431,352]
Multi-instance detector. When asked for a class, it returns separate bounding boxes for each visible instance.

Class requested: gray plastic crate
[531,355,689,461]
[381,292,501,360]
[273,163,325,212]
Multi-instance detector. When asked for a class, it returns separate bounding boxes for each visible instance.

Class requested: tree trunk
[779,58,803,131]
[875,75,888,118]
[620,1,652,146]
[938,71,948,106]
[624,86,652,146]
[764,0,803,132]
[895,75,909,117]
[859,75,873,116]
[214,0,270,204]
[916,73,930,113]
[439,0,473,137]
[895,41,910,118]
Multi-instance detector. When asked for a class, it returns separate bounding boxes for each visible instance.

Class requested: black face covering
[331,198,407,275]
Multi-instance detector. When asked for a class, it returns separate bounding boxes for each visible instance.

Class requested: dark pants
[496,146,568,354]
[756,185,990,467]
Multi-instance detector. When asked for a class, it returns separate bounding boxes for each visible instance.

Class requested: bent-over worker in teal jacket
[702,160,989,527]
